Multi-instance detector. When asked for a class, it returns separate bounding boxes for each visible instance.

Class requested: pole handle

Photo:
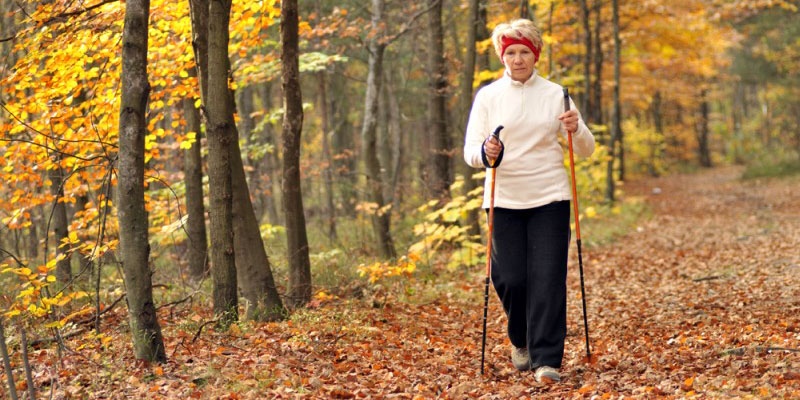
[491,125,504,139]
[484,125,505,168]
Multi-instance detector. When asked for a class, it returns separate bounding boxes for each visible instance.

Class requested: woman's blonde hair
[491,19,543,59]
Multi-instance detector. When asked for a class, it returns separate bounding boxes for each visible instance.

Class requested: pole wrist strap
[481,140,504,168]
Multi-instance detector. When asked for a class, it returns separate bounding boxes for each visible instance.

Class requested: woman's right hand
[484,136,503,161]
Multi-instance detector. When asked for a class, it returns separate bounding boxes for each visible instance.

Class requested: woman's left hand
[558,110,579,134]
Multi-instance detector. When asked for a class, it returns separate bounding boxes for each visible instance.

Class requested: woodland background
[0,0,799,398]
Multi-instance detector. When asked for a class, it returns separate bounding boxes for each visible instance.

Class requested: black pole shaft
[480,125,503,375]
[577,239,590,359]
[480,276,489,374]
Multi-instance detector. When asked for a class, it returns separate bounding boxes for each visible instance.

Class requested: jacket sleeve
[572,119,596,157]
[463,90,490,168]
[566,98,596,158]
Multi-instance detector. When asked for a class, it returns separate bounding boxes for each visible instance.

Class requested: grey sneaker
[534,366,561,383]
[511,347,530,371]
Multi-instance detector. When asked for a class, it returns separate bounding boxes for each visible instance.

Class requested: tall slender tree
[329,64,358,218]
[255,82,282,224]
[190,0,285,322]
[317,71,338,243]
[697,88,712,167]
[117,0,166,362]
[426,0,451,202]
[358,0,433,258]
[203,0,238,325]
[183,67,208,282]
[281,0,312,307]
[459,0,490,237]
[591,0,604,125]
[361,0,397,259]
[48,155,71,285]
[230,110,285,320]
[519,0,531,19]
[578,0,593,116]
[606,0,622,202]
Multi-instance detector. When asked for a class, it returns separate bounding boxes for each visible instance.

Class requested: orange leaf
[578,385,595,394]
[682,376,695,391]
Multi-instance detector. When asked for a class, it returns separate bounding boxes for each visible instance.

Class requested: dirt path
[553,166,800,398]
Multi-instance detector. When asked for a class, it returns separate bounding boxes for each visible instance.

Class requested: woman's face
[502,43,537,82]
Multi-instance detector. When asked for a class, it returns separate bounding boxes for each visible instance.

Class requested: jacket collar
[505,69,538,87]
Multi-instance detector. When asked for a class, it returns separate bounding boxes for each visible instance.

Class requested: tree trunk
[0,317,19,400]
[426,0,451,202]
[281,0,312,308]
[229,89,287,320]
[329,64,358,217]
[205,0,238,325]
[237,86,255,140]
[731,82,745,163]
[697,88,712,167]
[519,0,530,19]
[190,0,285,322]
[317,72,338,243]
[49,157,71,286]
[117,0,166,362]
[606,0,621,203]
[650,91,663,177]
[378,77,394,205]
[591,0,603,126]
[615,0,626,183]
[578,0,592,117]
[362,0,396,259]
[27,215,39,260]
[256,83,281,224]
[231,132,286,320]
[183,78,208,282]
[460,0,489,238]
[385,68,405,211]
[74,193,94,283]
[545,2,555,77]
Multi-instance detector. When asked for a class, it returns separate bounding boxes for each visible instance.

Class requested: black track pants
[489,201,570,369]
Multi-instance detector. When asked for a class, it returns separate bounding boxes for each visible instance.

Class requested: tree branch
[0,248,28,268]
[383,0,442,46]
[0,102,119,160]
[2,0,118,42]
[38,0,119,26]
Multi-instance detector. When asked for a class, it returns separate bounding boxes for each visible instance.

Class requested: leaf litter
[5,166,799,399]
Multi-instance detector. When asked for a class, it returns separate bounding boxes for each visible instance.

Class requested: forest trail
[304,166,800,399]
[20,167,800,399]
[427,165,800,398]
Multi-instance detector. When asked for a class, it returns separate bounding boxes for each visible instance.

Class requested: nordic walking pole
[563,88,592,361]
[481,125,504,375]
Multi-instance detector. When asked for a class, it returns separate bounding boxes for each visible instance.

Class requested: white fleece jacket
[463,71,595,209]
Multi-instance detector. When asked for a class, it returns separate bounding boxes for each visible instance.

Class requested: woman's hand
[558,110,579,134]
[484,135,503,161]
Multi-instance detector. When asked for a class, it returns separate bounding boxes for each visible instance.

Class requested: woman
[463,18,595,383]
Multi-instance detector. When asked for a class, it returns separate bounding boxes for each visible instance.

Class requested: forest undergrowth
[3,165,799,399]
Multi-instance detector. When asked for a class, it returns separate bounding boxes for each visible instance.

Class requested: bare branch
[384,0,442,45]
[0,248,28,268]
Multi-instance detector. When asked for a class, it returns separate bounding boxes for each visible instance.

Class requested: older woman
[463,18,595,383]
